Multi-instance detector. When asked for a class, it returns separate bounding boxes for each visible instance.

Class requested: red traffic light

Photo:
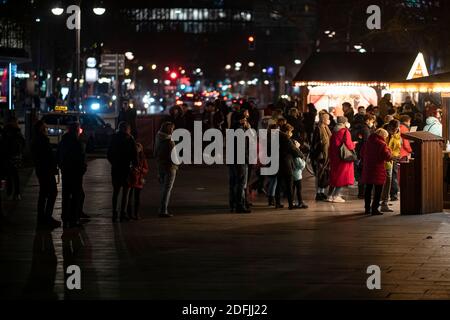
[170,72,178,79]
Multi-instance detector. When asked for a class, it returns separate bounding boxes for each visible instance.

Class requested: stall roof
[396,72,450,83]
[390,72,450,93]
[293,52,420,83]
[0,48,30,64]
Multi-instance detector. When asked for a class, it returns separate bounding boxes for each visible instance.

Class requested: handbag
[339,130,357,162]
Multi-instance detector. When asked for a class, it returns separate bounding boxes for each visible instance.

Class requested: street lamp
[51,6,64,16]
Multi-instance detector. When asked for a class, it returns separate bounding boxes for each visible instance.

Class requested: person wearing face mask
[311,112,332,201]
[327,116,356,203]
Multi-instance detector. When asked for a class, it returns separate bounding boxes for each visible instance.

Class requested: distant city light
[93,7,106,15]
[66,73,73,78]
[195,68,202,73]
[359,48,367,53]
[354,44,362,50]
[164,80,171,85]
[151,64,157,70]
[125,52,134,60]
[324,30,330,34]
[164,66,170,72]
[262,68,267,73]
[153,79,159,84]
[225,64,231,70]
[248,62,255,67]
[235,62,242,67]
[267,67,274,75]
[181,69,186,74]
[124,68,130,76]
[170,72,178,79]
[35,18,41,22]
[51,7,64,16]
[112,95,117,101]
[264,80,270,85]
[239,80,245,85]
[138,66,144,71]
[294,59,301,65]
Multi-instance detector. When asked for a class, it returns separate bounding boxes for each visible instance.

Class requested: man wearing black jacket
[31,120,60,228]
[275,123,304,210]
[57,122,87,229]
[107,121,137,222]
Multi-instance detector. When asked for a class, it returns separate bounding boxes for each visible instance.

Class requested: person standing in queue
[154,122,179,217]
[361,129,392,215]
[107,121,138,222]
[327,116,356,203]
[127,142,149,220]
[57,122,87,229]
[275,123,304,210]
[31,120,60,228]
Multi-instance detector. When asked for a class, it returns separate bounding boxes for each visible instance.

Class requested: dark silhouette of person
[57,122,87,229]
[31,120,60,228]
[0,124,6,222]
[107,121,137,222]
[118,102,138,139]
[3,117,25,200]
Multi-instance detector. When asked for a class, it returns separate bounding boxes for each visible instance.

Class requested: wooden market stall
[390,73,450,212]
[293,52,429,113]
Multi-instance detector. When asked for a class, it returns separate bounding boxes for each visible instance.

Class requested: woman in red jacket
[127,143,149,220]
[361,129,392,215]
[327,116,356,203]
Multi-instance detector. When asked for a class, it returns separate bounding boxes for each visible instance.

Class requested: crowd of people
[0,93,445,227]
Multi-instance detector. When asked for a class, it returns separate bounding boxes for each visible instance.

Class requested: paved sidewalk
[1,158,450,300]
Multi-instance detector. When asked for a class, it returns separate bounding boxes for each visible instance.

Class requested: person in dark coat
[154,121,178,217]
[275,123,304,210]
[286,107,305,143]
[360,129,392,215]
[342,102,355,125]
[303,103,317,145]
[31,120,60,228]
[0,125,6,222]
[57,122,87,228]
[107,121,138,222]
[247,100,260,130]
[3,117,25,200]
[351,114,376,198]
[228,113,253,213]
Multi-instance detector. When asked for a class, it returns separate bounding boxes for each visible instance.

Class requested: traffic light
[248,36,255,50]
[170,71,178,80]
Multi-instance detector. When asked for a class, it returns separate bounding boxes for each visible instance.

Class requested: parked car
[41,111,114,151]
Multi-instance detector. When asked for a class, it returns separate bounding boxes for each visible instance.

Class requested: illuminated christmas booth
[293,52,429,114]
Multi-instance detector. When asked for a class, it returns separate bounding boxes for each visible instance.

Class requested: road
[1,158,450,300]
